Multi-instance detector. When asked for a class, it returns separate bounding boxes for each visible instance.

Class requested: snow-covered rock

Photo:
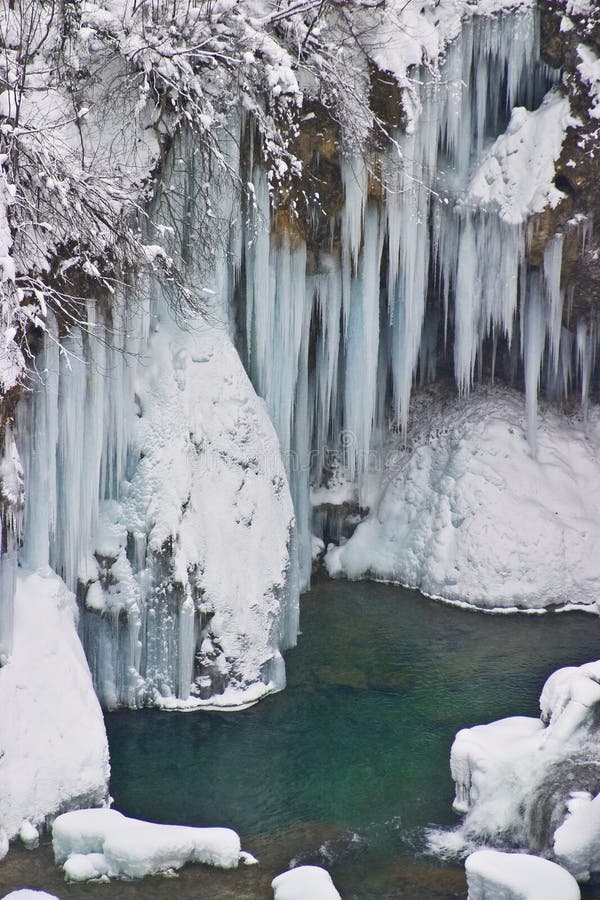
[1,893,60,900]
[326,389,600,610]
[447,661,600,850]
[468,89,574,224]
[18,821,39,850]
[554,791,600,881]
[0,570,109,840]
[465,849,580,899]
[81,302,297,710]
[272,865,341,900]
[53,808,244,881]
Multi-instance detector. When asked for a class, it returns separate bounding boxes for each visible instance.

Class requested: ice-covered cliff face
[236,5,597,599]
[3,128,298,712]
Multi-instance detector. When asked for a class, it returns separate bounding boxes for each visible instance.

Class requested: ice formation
[2,121,297,712]
[53,808,244,881]
[0,3,590,732]
[465,849,580,899]
[0,571,109,840]
[271,865,341,900]
[236,6,594,588]
[447,661,600,855]
[326,389,600,609]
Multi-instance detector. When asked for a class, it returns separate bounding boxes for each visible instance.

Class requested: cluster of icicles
[0,6,597,708]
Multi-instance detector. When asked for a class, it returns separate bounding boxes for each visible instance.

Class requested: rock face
[537,0,600,321]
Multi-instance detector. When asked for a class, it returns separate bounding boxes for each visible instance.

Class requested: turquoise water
[102,580,600,897]
[3,580,600,898]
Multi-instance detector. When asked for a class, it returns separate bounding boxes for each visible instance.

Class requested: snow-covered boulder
[18,822,39,850]
[554,791,600,881]
[448,661,600,850]
[2,892,60,900]
[326,389,600,610]
[0,571,109,840]
[53,808,244,880]
[465,849,580,899]
[272,865,341,900]
[83,308,298,710]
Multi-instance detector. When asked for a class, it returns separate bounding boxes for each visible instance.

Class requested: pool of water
[3,580,600,898]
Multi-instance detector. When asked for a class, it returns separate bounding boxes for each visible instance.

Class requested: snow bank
[272,866,341,900]
[0,570,109,840]
[554,791,600,881]
[325,388,600,610]
[53,808,243,880]
[468,89,574,224]
[465,849,580,899]
[447,661,600,850]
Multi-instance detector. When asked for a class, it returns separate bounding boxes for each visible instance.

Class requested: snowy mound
[468,89,574,224]
[272,865,341,900]
[326,388,600,610]
[2,893,59,900]
[53,808,244,881]
[448,661,600,851]
[0,571,109,840]
[465,849,580,899]
[554,790,600,881]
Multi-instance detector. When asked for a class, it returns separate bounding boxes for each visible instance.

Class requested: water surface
[4,580,600,898]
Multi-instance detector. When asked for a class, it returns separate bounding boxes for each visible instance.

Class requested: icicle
[524,276,546,457]
[576,320,593,417]
[344,201,383,490]
[543,234,564,373]
[0,425,23,663]
[20,314,59,572]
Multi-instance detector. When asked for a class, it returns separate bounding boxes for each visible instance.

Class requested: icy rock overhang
[0,571,109,841]
[325,388,600,610]
[465,849,580,900]
[52,808,250,881]
[444,660,600,861]
[11,288,298,712]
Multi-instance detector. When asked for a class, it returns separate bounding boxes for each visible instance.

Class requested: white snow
[444,661,600,850]
[0,570,109,840]
[53,808,244,881]
[325,388,600,610]
[272,865,341,900]
[468,89,574,224]
[81,297,297,709]
[18,821,39,850]
[577,45,600,120]
[554,791,600,881]
[1,893,59,900]
[465,849,580,899]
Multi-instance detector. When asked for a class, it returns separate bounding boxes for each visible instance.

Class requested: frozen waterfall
[237,7,595,583]
[0,4,596,709]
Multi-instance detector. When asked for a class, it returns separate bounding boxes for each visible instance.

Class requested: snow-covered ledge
[0,571,109,842]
